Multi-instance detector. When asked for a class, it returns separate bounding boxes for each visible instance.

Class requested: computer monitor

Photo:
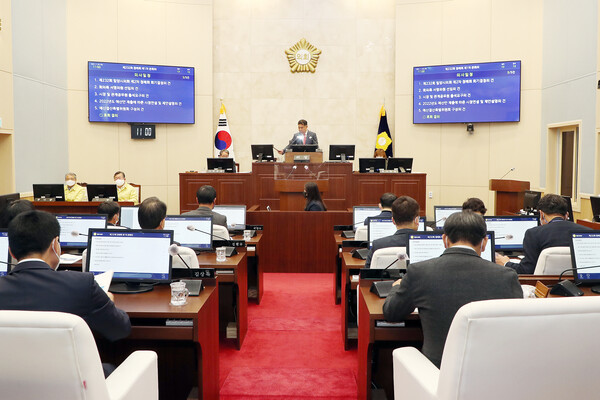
[163,215,213,250]
[119,206,140,229]
[367,218,397,247]
[433,206,462,229]
[407,231,495,264]
[251,144,275,162]
[56,214,108,248]
[523,190,541,212]
[86,228,173,294]
[591,196,600,223]
[353,206,381,230]
[418,217,426,231]
[570,231,600,289]
[562,195,574,222]
[33,184,64,201]
[212,205,246,231]
[207,158,235,173]
[329,145,355,161]
[290,144,318,152]
[86,184,118,201]
[0,230,9,276]
[359,158,386,173]
[386,158,413,173]
[484,216,539,251]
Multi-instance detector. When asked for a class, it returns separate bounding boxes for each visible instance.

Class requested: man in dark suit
[182,185,227,228]
[365,196,419,268]
[363,192,397,226]
[0,210,131,375]
[383,211,522,368]
[495,193,590,274]
[278,119,319,154]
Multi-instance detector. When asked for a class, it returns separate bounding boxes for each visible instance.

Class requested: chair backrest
[172,246,200,269]
[0,310,109,400]
[438,297,600,400]
[533,246,572,275]
[371,247,407,269]
[355,225,368,241]
[213,224,230,240]
[129,183,141,203]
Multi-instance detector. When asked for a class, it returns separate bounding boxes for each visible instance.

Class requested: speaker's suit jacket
[383,247,522,368]
[284,130,319,152]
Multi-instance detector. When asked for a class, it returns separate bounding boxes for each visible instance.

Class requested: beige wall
[66,0,213,213]
[213,0,397,172]
[395,0,543,220]
[0,0,15,192]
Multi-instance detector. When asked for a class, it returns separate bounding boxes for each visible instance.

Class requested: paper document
[59,253,82,264]
[94,270,113,294]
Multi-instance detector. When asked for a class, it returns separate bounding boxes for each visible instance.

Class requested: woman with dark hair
[304,182,327,211]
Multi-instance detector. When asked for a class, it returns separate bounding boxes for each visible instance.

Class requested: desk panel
[179,172,253,213]
[34,201,134,214]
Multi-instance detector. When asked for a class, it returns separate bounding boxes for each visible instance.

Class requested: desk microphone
[495,234,514,240]
[71,230,88,237]
[499,167,516,180]
[186,225,238,256]
[435,216,447,225]
[0,259,16,268]
[383,252,409,270]
[548,265,600,296]
[168,244,193,277]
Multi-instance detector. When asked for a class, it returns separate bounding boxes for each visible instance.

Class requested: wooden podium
[284,152,323,164]
[489,179,530,215]
[273,179,329,211]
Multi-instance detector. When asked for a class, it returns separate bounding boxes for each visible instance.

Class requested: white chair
[533,246,572,275]
[370,247,407,269]
[392,297,600,400]
[355,225,368,241]
[0,310,158,400]
[213,224,230,241]
[172,245,200,269]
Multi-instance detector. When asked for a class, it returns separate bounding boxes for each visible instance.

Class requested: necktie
[303,133,306,144]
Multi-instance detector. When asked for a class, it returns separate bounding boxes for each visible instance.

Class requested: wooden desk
[234,232,264,304]
[97,282,219,400]
[197,252,248,349]
[178,172,254,213]
[341,252,365,350]
[33,201,134,214]
[333,232,345,303]
[577,219,600,229]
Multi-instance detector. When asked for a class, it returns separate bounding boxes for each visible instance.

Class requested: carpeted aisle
[219,273,358,399]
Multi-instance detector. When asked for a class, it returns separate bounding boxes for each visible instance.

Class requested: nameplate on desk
[359,268,403,280]
[172,268,215,279]
[246,224,263,231]
[214,239,246,248]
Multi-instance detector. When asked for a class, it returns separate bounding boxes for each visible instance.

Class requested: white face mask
[65,180,76,187]
[115,179,125,187]
[51,238,61,269]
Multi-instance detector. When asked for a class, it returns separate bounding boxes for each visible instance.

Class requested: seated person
[277,119,319,154]
[218,149,230,158]
[182,185,227,228]
[373,148,387,158]
[383,211,522,368]
[304,182,327,211]
[64,172,87,202]
[365,196,419,268]
[462,197,487,215]
[0,199,34,229]
[138,197,199,270]
[113,171,139,205]
[495,193,591,274]
[97,201,122,228]
[364,192,397,225]
[0,210,131,377]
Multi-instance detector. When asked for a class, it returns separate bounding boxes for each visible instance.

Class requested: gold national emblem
[285,38,321,73]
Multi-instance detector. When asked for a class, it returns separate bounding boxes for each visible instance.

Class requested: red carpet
[220,273,358,399]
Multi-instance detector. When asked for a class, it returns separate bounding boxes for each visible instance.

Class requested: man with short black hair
[364,192,397,226]
[364,196,419,268]
[0,210,131,376]
[383,211,522,368]
[278,119,319,154]
[462,197,487,215]
[97,201,120,227]
[182,185,227,228]
[496,193,591,274]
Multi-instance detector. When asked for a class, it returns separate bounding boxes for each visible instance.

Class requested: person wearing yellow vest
[64,172,87,202]
[113,171,139,205]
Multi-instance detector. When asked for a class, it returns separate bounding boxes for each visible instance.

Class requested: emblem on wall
[285,38,321,73]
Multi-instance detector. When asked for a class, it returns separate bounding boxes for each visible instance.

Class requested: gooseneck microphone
[496,234,514,240]
[186,225,238,257]
[499,167,516,180]
[168,243,193,277]
[0,259,16,268]
[383,252,409,270]
[71,230,88,237]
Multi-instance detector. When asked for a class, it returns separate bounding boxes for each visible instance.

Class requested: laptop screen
[56,214,107,248]
[163,215,213,250]
[119,206,141,229]
[212,205,246,230]
[86,229,173,282]
[571,231,600,283]
[367,218,397,247]
[433,206,462,229]
[484,216,538,251]
[0,231,9,276]
[353,206,381,230]
[408,232,495,264]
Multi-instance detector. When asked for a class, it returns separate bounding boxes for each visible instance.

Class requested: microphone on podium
[499,167,516,180]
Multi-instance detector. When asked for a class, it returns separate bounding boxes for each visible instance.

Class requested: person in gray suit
[383,211,523,368]
[182,185,227,228]
[277,119,319,154]
[365,196,420,268]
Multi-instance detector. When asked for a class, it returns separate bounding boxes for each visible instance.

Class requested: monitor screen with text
[120,206,141,229]
[0,231,9,276]
[571,231,600,282]
[212,205,246,230]
[433,206,462,229]
[86,229,173,282]
[56,214,107,248]
[484,216,538,251]
[408,232,495,264]
[163,215,212,250]
[368,218,397,247]
[418,217,425,231]
[353,206,381,230]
